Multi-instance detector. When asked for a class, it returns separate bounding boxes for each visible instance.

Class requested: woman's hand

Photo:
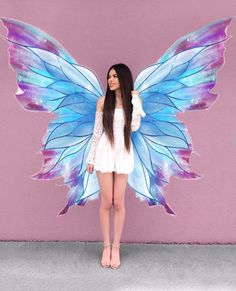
[131,90,141,103]
[131,90,142,105]
[131,90,146,117]
[131,90,139,97]
[87,163,94,174]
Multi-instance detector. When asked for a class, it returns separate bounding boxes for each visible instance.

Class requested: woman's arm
[86,97,104,165]
[131,91,146,132]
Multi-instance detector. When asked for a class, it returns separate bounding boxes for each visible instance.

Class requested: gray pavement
[0,242,235,291]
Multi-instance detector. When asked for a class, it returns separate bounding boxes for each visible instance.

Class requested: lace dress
[86,94,146,174]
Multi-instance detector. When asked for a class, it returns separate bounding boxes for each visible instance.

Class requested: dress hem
[94,168,132,174]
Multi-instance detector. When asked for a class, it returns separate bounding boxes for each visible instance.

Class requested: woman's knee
[100,198,113,210]
[97,171,113,209]
[113,197,125,211]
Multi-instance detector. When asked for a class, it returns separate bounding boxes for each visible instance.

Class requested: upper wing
[128,17,233,215]
[1,17,104,215]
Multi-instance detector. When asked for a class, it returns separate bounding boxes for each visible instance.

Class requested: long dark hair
[103,63,134,152]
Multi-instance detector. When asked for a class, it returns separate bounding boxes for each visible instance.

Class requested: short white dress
[95,108,134,174]
[86,95,146,175]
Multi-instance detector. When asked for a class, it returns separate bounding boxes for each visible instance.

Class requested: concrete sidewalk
[0,242,235,291]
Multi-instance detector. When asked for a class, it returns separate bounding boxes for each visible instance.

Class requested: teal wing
[128,17,233,215]
[1,17,104,215]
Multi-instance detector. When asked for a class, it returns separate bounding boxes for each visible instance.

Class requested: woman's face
[108,68,120,91]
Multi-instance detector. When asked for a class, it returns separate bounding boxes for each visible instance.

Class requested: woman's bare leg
[96,171,113,267]
[111,172,128,268]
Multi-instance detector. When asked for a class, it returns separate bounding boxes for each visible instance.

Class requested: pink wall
[0,0,236,242]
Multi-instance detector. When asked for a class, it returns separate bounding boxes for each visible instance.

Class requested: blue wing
[1,17,104,215]
[128,17,233,215]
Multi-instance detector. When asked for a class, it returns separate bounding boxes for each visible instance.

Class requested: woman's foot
[111,243,121,269]
[101,244,111,268]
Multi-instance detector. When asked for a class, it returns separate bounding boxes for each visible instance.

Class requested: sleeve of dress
[86,111,104,165]
[131,93,146,132]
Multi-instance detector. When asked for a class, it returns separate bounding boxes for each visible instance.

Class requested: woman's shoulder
[96,96,105,112]
[99,96,105,102]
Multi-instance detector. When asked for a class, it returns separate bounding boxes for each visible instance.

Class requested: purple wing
[129,17,233,215]
[1,17,104,215]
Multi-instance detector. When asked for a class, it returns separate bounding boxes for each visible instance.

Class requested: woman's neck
[115,89,122,100]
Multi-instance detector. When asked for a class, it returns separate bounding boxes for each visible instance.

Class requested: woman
[86,63,145,269]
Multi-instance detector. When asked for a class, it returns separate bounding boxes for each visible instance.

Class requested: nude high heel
[111,243,121,269]
[100,244,111,268]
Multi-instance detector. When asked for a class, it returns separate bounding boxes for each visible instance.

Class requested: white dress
[86,94,146,174]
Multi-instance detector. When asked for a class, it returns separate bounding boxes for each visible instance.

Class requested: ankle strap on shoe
[103,244,110,247]
[112,243,120,248]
